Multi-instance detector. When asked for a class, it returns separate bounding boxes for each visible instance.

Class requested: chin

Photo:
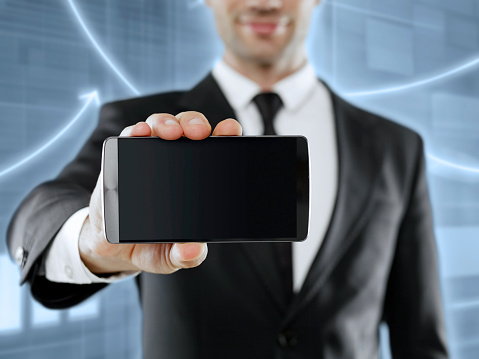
[249,47,287,65]
[239,41,285,62]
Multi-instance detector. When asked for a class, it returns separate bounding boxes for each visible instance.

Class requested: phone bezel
[102,136,310,243]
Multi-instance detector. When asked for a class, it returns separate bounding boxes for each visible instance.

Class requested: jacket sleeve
[383,135,449,358]
[6,101,128,309]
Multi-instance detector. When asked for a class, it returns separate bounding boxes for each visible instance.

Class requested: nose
[245,0,283,11]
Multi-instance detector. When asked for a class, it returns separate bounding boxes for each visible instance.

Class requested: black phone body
[102,136,309,243]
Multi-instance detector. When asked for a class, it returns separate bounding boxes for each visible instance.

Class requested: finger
[170,243,208,269]
[130,122,152,136]
[175,111,212,140]
[145,113,184,140]
[212,118,242,136]
[120,122,151,137]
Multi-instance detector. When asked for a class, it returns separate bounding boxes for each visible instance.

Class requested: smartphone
[102,136,309,243]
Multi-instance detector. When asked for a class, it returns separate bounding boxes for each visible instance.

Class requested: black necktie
[252,92,283,135]
[252,92,293,304]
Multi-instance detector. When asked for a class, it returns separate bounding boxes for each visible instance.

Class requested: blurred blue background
[1,0,479,358]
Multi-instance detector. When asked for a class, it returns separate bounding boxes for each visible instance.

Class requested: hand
[79,111,242,275]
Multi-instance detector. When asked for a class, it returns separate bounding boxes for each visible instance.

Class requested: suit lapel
[177,73,236,129]
[282,90,386,326]
[177,74,287,312]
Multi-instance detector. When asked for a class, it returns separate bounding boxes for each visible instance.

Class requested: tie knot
[252,92,283,135]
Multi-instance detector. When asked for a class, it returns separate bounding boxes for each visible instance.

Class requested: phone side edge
[296,135,310,241]
[102,137,120,244]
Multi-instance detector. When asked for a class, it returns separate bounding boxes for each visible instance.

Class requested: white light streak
[0,91,99,179]
[67,0,141,95]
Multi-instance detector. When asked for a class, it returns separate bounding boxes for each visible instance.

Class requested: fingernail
[188,118,204,125]
[172,243,205,263]
[165,119,179,126]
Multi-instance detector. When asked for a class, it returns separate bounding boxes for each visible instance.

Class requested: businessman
[8,0,448,358]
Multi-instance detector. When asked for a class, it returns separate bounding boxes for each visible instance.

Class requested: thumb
[169,243,208,269]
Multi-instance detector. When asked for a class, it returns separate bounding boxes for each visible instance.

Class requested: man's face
[206,0,320,65]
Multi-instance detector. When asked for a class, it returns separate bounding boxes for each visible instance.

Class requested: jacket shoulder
[333,93,423,150]
[106,90,185,107]
[100,90,187,122]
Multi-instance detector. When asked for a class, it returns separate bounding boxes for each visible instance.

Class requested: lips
[249,22,279,35]
[238,15,289,36]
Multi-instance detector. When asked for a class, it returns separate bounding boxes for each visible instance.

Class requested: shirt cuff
[45,207,141,284]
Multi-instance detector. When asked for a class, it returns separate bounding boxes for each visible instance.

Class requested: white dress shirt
[45,59,338,293]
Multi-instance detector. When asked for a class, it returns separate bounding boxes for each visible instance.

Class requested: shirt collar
[212,59,318,112]
[273,62,318,112]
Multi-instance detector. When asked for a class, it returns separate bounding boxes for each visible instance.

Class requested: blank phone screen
[117,137,298,241]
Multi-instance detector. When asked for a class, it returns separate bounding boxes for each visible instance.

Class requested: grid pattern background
[1,0,479,358]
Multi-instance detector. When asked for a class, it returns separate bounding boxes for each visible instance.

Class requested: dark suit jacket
[7,74,448,358]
